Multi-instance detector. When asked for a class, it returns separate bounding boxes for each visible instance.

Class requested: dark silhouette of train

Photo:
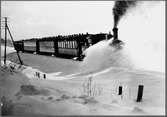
[14,28,120,60]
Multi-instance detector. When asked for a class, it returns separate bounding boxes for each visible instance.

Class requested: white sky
[1,1,115,40]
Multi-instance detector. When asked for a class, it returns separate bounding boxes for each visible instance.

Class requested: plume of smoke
[113,0,137,28]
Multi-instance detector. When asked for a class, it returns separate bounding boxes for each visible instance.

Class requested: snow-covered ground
[1,45,16,57]
[1,49,165,115]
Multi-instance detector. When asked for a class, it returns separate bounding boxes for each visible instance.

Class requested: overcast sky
[1,1,115,40]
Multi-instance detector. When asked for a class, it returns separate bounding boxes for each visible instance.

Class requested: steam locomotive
[14,32,113,60]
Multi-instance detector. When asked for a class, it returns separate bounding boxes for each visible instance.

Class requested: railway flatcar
[23,39,37,53]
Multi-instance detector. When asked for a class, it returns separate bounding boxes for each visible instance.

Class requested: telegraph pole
[4,17,7,65]
[6,25,23,65]
[2,17,23,65]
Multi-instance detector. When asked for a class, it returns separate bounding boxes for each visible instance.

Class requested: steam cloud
[113,0,137,28]
[81,40,134,73]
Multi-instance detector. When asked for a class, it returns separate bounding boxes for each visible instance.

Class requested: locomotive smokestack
[110,27,124,48]
[113,27,118,40]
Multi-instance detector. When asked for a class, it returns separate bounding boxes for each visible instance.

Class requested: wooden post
[44,74,46,79]
[136,85,144,102]
[118,86,122,95]
[4,17,7,65]
[7,25,23,65]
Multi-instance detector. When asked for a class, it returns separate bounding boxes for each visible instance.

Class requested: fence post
[118,86,122,95]
[136,85,144,102]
